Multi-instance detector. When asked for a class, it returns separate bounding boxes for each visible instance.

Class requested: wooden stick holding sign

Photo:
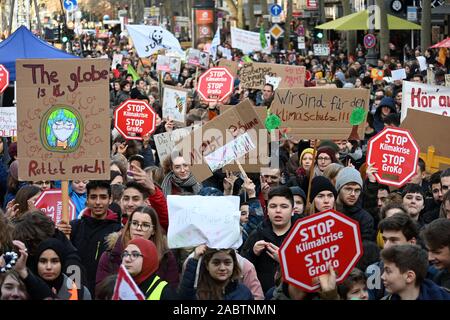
[306,140,317,215]
[61,180,70,238]
[235,159,248,180]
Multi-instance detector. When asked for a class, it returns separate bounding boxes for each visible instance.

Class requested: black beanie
[310,176,338,200]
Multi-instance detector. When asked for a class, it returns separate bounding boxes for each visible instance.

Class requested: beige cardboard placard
[16,59,111,181]
[239,62,306,90]
[177,99,267,181]
[401,109,450,159]
[218,59,239,77]
[270,87,370,140]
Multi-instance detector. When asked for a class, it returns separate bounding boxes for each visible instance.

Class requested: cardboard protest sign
[230,27,271,54]
[156,55,181,74]
[177,99,268,181]
[167,195,242,249]
[279,210,363,292]
[367,127,419,187]
[187,49,210,69]
[218,59,239,77]
[162,86,188,124]
[401,109,450,160]
[239,62,306,90]
[0,107,17,137]
[16,59,110,181]
[154,125,198,162]
[401,81,450,122]
[270,87,370,139]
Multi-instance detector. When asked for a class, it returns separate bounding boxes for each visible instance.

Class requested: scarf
[161,172,202,196]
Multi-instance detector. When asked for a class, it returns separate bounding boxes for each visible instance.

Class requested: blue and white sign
[63,0,78,12]
[270,4,282,16]
[407,6,417,21]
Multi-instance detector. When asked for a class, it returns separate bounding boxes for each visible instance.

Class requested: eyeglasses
[130,220,153,231]
[342,187,362,195]
[121,251,143,260]
[317,157,331,162]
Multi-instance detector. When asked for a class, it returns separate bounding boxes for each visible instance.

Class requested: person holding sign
[178,245,253,300]
[241,186,301,293]
[120,238,178,300]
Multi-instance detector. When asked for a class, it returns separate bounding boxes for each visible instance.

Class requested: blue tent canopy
[0,26,78,81]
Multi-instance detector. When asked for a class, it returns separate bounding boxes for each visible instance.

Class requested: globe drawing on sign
[41,105,83,153]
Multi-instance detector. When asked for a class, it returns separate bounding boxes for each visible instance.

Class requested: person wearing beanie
[335,167,375,241]
[313,146,339,178]
[290,186,307,216]
[310,176,338,214]
[122,238,178,300]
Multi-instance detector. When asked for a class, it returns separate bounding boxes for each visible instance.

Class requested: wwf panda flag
[126,25,183,57]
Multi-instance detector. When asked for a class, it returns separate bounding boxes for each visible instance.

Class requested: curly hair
[0,212,14,253]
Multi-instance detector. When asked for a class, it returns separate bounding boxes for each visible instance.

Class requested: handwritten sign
[230,27,271,54]
[162,86,188,123]
[401,81,450,122]
[218,59,239,77]
[16,59,110,181]
[204,132,256,172]
[167,195,242,249]
[313,44,330,56]
[239,62,306,90]
[0,107,17,137]
[270,87,370,139]
[154,125,198,162]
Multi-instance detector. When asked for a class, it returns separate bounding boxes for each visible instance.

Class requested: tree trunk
[260,0,269,29]
[225,0,238,19]
[376,0,389,58]
[284,0,293,50]
[318,0,327,42]
[248,0,256,31]
[33,0,42,36]
[8,0,15,36]
[342,0,356,56]
[421,0,431,50]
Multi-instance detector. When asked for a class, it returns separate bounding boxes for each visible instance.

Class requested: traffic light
[312,29,323,40]
[61,26,74,44]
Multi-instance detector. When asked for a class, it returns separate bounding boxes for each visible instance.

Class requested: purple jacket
[95,233,179,289]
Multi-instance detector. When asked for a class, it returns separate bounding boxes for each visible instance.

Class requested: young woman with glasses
[96,206,179,289]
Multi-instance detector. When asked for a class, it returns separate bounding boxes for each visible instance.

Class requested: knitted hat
[318,140,340,153]
[300,148,314,163]
[128,238,159,285]
[290,186,306,204]
[316,146,338,163]
[310,176,338,200]
[335,167,363,192]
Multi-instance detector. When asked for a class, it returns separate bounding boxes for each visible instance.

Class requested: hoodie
[373,97,397,133]
[70,208,121,294]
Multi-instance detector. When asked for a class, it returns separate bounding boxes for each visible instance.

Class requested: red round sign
[0,64,9,94]
[364,34,376,49]
[367,127,420,187]
[35,189,76,224]
[114,99,157,140]
[279,210,363,292]
[197,67,234,102]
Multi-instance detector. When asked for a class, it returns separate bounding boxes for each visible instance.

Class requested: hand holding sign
[223,170,238,195]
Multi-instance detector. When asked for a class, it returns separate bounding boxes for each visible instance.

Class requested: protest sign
[239,62,306,90]
[446,74,450,87]
[167,195,242,249]
[16,59,110,181]
[417,56,427,71]
[115,99,157,140]
[401,109,450,160]
[279,210,363,292]
[0,107,17,137]
[156,55,181,74]
[313,44,330,56]
[270,87,370,139]
[162,86,188,123]
[186,49,210,69]
[0,64,9,94]
[218,46,232,60]
[126,25,183,57]
[177,99,268,181]
[367,127,419,187]
[111,54,123,70]
[34,189,77,224]
[230,27,271,54]
[391,68,407,81]
[154,125,198,162]
[197,67,234,102]
[401,81,450,122]
[218,59,239,77]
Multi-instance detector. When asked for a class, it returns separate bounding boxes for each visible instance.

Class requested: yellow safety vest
[145,275,168,300]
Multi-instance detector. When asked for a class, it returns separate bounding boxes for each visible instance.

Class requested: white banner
[111,54,123,70]
[230,27,271,54]
[401,81,450,122]
[313,44,330,56]
[0,107,17,137]
[154,125,198,162]
[167,195,242,249]
[126,24,183,57]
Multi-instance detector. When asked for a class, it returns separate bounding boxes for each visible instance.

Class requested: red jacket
[148,187,169,232]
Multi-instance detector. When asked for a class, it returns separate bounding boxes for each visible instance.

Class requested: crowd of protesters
[1,29,450,301]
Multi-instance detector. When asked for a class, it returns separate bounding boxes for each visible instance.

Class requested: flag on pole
[209,27,221,61]
[112,265,145,300]
[126,25,183,57]
[127,64,140,82]
[260,25,267,49]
